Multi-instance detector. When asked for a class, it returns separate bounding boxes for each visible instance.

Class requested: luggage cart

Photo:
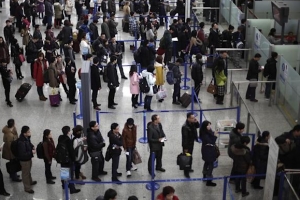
[216,119,236,148]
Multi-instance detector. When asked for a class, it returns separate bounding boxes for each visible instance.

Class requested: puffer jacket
[122,123,137,150]
[17,134,34,161]
[252,138,269,174]
[142,70,156,96]
[227,128,242,159]
[231,143,251,174]
[2,126,18,160]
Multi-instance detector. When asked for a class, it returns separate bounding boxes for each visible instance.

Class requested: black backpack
[133,47,142,63]
[10,139,19,157]
[139,76,150,93]
[54,139,70,164]
[36,142,44,159]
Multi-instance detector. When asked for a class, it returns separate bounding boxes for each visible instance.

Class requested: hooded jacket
[142,70,156,96]
[252,138,269,174]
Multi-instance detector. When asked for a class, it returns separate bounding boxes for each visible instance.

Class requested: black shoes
[172,101,181,105]
[99,171,108,175]
[206,181,217,186]
[47,180,55,184]
[94,106,101,110]
[146,109,153,112]
[253,186,263,189]
[92,177,102,182]
[25,190,34,194]
[117,172,122,177]
[7,102,13,107]
[12,178,22,182]
[121,76,128,79]
[132,105,138,108]
[51,176,56,179]
[112,178,122,184]
[250,99,258,102]
[108,106,116,109]
[156,168,166,172]
[184,173,190,178]
[70,189,81,194]
[0,191,10,196]
[242,192,250,197]
[70,101,76,105]
[31,181,37,185]
[113,102,118,105]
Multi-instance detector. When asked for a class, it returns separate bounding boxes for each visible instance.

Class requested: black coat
[147,123,166,151]
[231,144,251,174]
[33,30,43,49]
[172,64,182,84]
[140,46,150,68]
[208,29,220,48]
[191,61,203,83]
[0,64,11,83]
[109,42,122,59]
[87,128,105,154]
[252,139,269,174]
[61,26,73,45]
[200,130,217,162]
[181,120,199,149]
[106,62,119,87]
[264,57,277,79]
[3,25,15,43]
[65,62,77,85]
[108,130,123,155]
[89,23,99,42]
[90,64,101,90]
[246,58,260,80]
[57,134,75,165]
[16,134,34,161]
[26,40,38,63]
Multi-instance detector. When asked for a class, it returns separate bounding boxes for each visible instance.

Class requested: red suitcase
[49,94,60,107]
[15,83,32,102]
[73,39,80,53]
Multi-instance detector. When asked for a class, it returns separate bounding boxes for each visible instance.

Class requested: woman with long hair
[199,120,218,187]
[129,65,142,108]
[191,53,203,102]
[154,55,165,103]
[188,30,203,56]
[0,59,13,107]
[267,28,280,44]
[42,129,56,184]
[33,52,48,101]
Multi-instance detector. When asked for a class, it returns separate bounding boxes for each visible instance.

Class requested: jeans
[108,87,116,107]
[164,48,172,65]
[246,84,256,100]
[15,64,22,77]
[144,95,153,110]
[37,86,44,97]
[148,147,163,174]
[202,161,214,178]
[44,160,53,180]
[173,82,181,102]
[117,58,125,77]
[126,147,134,171]
[47,16,52,26]
[265,79,275,98]
[74,162,81,179]
[112,154,120,179]
[91,153,104,179]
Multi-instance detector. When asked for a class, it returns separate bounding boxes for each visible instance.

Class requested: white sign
[254,28,261,48]
[263,136,279,200]
[280,62,288,83]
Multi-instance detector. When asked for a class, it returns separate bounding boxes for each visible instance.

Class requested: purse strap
[210,78,214,84]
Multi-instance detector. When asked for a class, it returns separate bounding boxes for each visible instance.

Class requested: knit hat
[126,118,134,125]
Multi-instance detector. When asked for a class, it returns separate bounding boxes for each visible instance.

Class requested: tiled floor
[0,0,291,199]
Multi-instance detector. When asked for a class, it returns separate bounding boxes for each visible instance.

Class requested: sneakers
[131,166,138,171]
[127,171,131,177]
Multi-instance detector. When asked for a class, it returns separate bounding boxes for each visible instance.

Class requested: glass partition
[252,27,271,66]
[230,1,244,30]
[220,0,231,24]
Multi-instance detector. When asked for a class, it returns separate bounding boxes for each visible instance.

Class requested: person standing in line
[129,65,142,108]
[147,114,166,175]
[42,129,56,184]
[90,57,101,110]
[172,58,183,105]
[11,38,24,80]
[228,122,245,182]
[154,55,166,103]
[107,55,119,109]
[122,118,138,177]
[87,121,107,182]
[48,56,61,102]
[246,53,262,102]
[109,37,127,79]
[33,52,48,101]
[181,112,200,178]
[0,151,10,196]
[58,126,81,194]
[142,66,156,112]
[44,0,53,26]
[191,53,204,102]
[214,57,227,105]
[2,119,21,182]
[65,57,77,105]
[0,59,13,107]
[3,20,15,47]
[263,51,278,100]
[17,126,37,194]
[108,123,123,184]
[26,37,39,79]
[64,0,73,22]
[200,120,218,186]
[0,37,10,65]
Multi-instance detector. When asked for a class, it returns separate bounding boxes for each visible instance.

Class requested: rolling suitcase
[15,83,32,102]
[49,94,60,107]
[179,93,191,108]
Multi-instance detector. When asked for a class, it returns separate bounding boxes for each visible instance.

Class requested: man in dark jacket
[89,19,99,42]
[181,112,200,178]
[87,121,107,182]
[108,13,118,38]
[147,114,166,175]
[107,55,119,109]
[208,23,220,55]
[231,136,251,197]
[58,126,80,194]
[33,25,43,50]
[246,53,261,102]
[172,58,183,105]
[162,28,173,65]
[191,54,204,102]
[65,57,77,104]
[109,37,127,79]
[3,20,15,47]
[44,0,53,26]
[26,37,39,78]
[108,0,116,15]
[101,17,111,40]
[263,51,278,99]
[17,126,37,194]
[90,57,101,110]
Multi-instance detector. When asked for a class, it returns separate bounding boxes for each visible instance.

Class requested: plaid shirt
[129,16,139,35]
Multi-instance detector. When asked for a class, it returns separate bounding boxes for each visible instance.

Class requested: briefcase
[177,153,192,170]
[6,159,22,174]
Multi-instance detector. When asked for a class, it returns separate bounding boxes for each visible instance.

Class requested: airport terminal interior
[0,0,298,199]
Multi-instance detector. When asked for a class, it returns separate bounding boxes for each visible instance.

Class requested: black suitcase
[6,159,22,174]
[179,93,191,108]
[15,83,32,102]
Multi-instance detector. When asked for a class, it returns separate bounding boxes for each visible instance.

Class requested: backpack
[166,70,175,85]
[159,37,166,49]
[36,142,44,159]
[10,139,19,157]
[133,47,142,63]
[54,139,70,164]
[139,76,150,93]
[74,142,89,165]
[43,68,54,84]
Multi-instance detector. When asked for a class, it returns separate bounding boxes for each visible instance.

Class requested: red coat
[156,194,179,200]
[34,59,48,87]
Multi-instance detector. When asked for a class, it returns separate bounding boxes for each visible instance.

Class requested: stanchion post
[73,111,76,127]
[251,134,255,151]
[139,111,148,143]
[230,82,234,106]
[222,176,228,200]
[146,152,160,192]
[278,171,285,200]
[96,110,100,125]
[191,87,194,112]
[76,89,83,119]
[200,110,203,125]
[64,180,69,200]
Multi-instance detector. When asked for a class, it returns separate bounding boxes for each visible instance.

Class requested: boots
[79,172,86,180]
[39,96,47,101]
[206,180,217,187]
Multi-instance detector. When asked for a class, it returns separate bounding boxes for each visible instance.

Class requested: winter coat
[231,143,251,174]
[108,130,123,155]
[227,128,242,159]
[208,29,220,48]
[2,126,18,160]
[22,30,30,46]
[33,30,43,50]
[86,128,105,154]
[64,0,73,15]
[264,57,277,80]
[156,193,179,200]
[246,58,260,81]
[54,2,63,19]
[107,62,119,88]
[140,46,150,68]
[33,59,48,87]
[142,70,156,96]
[63,45,75,63]
[0,64,11,83]
[57,134,76,165]
[43,138,55,163]
[172,64,182,84]
[154,62,165,86]
[108,18,118,36]
[191,61,203,83]
[24,1,32,16]
[101,22,111,39]
[215,70,227,86]
[147,122,165,151]
[17,133,34,161]
[89,23,99,42]
[90,63,101,90]
[122,123,137,150]
[201,129,218,162]
[65,62,76,85]
[0,43,10,64]
[26,40,39,63]
[252,139,269,174]
[4,25,15,44]
[129,72,141,94]
[44,0,54,16]
[61,26,73,45]
[36,0,45,13]
[48,63,59,88]
[181,120,200,149]
[107,0,116,14]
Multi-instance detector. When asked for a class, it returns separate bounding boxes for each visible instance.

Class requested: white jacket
[64,0,73,15]
[80,40,91,55]
[142,70,156,96]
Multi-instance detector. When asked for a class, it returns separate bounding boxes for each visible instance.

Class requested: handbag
[249,78,258,87]
[246,165,256,183]
[156,88,167,100]
[132,149,142,164]
[177,153,192,170]
[207,79,217,95]
[6,159,22,174]
[152,85,158,94]
[215,145,220,158]
[19,54,25,62]
[104,146,112,161]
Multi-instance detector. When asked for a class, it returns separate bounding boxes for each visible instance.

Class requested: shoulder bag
[207,78,217,94]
